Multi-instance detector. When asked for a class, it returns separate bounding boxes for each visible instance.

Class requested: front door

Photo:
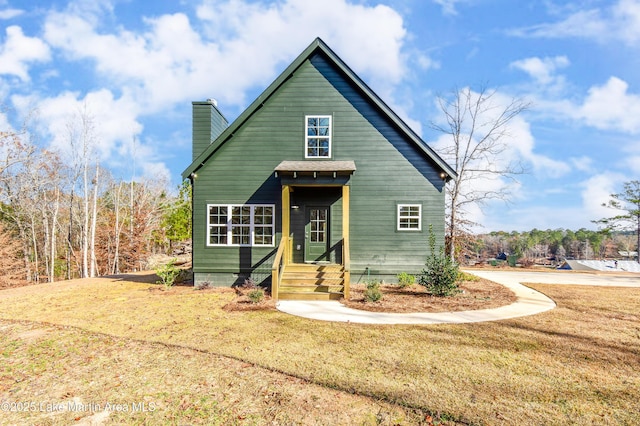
[305,206,330,262]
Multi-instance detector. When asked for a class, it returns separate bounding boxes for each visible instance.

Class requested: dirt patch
[15,328,51,343]
[343,278,516,313]
[222,286,277,311]
[222,297,277,311]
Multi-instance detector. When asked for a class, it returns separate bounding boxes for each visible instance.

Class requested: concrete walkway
[276,270,640,325]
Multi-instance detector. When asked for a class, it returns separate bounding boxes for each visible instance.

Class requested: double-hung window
[397,204,422,231]
[305,115,331,158]
[207,204,275,246]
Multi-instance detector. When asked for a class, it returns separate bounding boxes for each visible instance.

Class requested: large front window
[207,204,274,246]
[305,115,331,158]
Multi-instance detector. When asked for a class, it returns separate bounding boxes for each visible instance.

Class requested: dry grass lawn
[0,272,639,425]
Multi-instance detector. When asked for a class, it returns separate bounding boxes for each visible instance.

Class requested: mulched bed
[222,286,277,311]
[219,277,517,314]
[343,278,517,313]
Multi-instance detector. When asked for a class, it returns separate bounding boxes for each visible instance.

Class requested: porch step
[278,291,344,301]
[278,263,345,301]
[280,276,343,285]
[284,263,344,273]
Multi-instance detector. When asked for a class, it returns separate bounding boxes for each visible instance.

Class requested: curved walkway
[276,270,640,325]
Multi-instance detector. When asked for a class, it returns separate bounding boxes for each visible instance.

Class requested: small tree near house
[419,225,460,296]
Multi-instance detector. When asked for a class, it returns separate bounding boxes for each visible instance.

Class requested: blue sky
[1,0,639,232]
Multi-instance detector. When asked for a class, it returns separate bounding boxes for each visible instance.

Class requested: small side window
[397,204,422,231]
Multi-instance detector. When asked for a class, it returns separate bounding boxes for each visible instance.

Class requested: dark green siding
[192,52,445,285]
[308,55,446,279]
[192,101,228,161]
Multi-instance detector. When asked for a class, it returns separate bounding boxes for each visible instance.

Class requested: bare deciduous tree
[431,86,530,260]
[66,105,100,278]
[0,104,183,286]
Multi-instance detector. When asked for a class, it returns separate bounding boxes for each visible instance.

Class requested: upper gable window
[305,115,331,158]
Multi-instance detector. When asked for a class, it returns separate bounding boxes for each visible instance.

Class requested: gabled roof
[182,37,456,181]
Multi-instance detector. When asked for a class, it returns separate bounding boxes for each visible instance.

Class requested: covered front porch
[271,161,355,301]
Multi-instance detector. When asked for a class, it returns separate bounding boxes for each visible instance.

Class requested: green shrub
[457,271,479,282]
[247,288,265,303]
[155,259,180,289]
[396,272,416,288]
[418,226,460,297]
[364,280,383,302]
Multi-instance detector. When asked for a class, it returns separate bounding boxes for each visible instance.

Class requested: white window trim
[305,115,332,158]
[397,204,422,231]
[207,204,275,247]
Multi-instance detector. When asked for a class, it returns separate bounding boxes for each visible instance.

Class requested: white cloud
[0,107,16,136]
[507,115,571,178]
[141,161,171,184]
[570,156,594,173]
[432,88,570,179]
[510,56,569,86]
[29,0,413,184]
[8,0,413,183]
[431,0,464,16]
[526,76,640,136]
[580,173,626,223]
[577,77,640,134]
[12,89,143,169]
[0,25,51,81]
[197,0,407,90]
[415,52,440,71]
[613,0,640,44]
[43,11,203,111]
[619,138,640,172]
[42,0,408,112]
[512,0,640,45]
[0,8,23,20]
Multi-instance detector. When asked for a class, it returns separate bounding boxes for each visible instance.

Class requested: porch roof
[274,160,356,175]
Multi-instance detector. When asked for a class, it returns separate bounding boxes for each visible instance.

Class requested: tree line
[0,108,190,287]
[467,228,637,266]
